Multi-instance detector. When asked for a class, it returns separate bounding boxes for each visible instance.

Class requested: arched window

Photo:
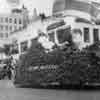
[84,27,90,42]
[93,28,99,43]
[56,27,71,44]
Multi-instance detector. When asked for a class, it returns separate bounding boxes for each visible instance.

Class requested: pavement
[0,80,100,100]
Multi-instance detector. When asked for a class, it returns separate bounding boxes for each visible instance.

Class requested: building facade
[53,0,100,21]
[8,16,42,59]
[3,0,100,60]
[0,5,29,46]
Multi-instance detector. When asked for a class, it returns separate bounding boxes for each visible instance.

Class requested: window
[93,28,99,42]
[0,33,3,38]
[14,26,17,31]
[5,26,8,31]
[14,18,17,24]
[48,32,55,42]
[9,18,12,23]
[5,33,8,38]
[5,18,8,23]
[21,41,28,52]
[0,26,3,30]
[0,25,2,30]
[84,28,90,42]
[19,19,22,24]
[56,27,71,44]
[0,18,3,22]
[9,26,12,31]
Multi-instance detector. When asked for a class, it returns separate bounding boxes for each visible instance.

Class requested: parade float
[12,0,100,88]
[12,16,100,88]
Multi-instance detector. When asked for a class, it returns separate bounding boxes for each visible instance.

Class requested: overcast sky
[22,0,54,15]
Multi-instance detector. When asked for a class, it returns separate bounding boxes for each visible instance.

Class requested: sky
[0,0,100,16]
[0,0,54,16]
[23,0,54,15]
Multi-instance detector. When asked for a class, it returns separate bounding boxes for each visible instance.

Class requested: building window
[5,26,8,31]
[5,18,8,23]
[21,41,28,52]
[14,18,17,24]
[19,19,22,24]
[10,26,12,31]
[93,28,99,43]
[0,18,3,22]
[9,18,12,23]
[84,28,90,42]
[0,33,3,38]
[0,25,2,30]
[0,26,3,30]
[56,27,71,44]
[5,33,8,38]
[14,26,17,31]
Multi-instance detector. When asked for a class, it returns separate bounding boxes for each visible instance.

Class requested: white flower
[38,36,55,50]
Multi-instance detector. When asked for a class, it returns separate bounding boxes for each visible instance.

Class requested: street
[0,80,99,100]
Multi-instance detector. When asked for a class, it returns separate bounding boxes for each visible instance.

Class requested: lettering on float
[27,65,59,71]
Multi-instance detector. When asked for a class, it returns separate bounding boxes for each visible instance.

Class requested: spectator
[7,56,15,80]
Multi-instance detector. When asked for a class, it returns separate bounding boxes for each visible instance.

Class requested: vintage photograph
[0,0,100,100]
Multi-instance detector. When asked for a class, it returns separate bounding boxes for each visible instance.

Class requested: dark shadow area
[14,84,100,91]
